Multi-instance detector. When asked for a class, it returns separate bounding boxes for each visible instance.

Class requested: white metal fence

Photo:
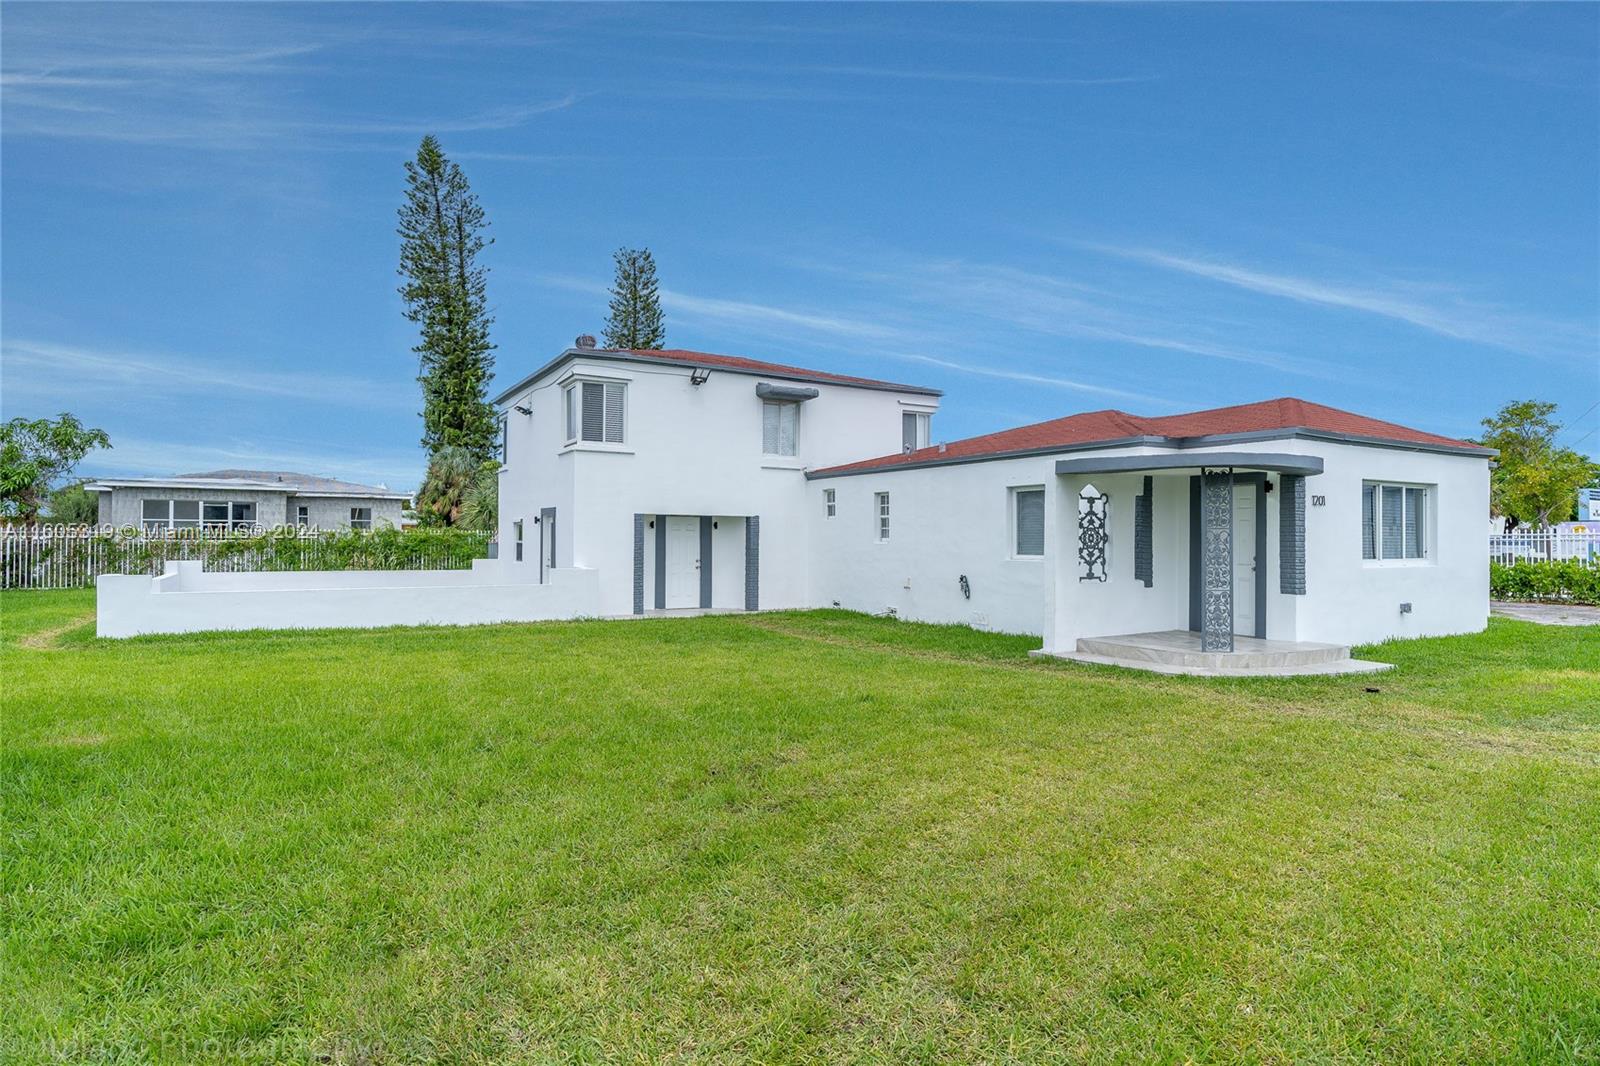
[1489,530,1600,567]
[1,526,495,590]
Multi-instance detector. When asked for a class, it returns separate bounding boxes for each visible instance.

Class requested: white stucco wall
[807,455,1058,635]
[495,355,940,615]
[97,560,599,638]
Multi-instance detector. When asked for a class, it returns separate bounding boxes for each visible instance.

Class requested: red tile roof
[605,348,939,393]
[813,397,1487,476]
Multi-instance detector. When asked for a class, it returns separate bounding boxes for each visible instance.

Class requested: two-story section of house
[492,338,941,617]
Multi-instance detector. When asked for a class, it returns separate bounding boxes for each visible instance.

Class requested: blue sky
[3,3,1597,491]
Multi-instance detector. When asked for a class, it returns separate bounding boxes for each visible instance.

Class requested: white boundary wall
[97,560,598,638]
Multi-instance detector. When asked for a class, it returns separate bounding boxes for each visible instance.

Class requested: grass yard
[3,589,1598,1064]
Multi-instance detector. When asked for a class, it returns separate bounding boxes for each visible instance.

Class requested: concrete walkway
[1491,601,1600,627]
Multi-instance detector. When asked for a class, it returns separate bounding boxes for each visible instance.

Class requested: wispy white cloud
[795,255,1336,378]
[1087,243,1599,362]
[881,351,1170,407]
[536,273,1173,406]
[794,64,1157,87]
[2,339,415,411]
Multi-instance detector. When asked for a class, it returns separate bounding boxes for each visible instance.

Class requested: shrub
[1489,560,1600,604]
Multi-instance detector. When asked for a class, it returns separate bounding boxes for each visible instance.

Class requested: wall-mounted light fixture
[514,403,532,416]
[689,367,711,386]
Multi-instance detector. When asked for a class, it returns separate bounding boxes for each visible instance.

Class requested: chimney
[575,333,596,349]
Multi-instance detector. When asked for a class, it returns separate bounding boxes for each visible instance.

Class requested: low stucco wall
[97,560,599,638]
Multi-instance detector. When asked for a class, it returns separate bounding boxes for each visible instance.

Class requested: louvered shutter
[777,403,797,455]
[1381,485,1403,559]
[1361,484,1376,559]
[762,402,781,454]
[1015,489,1045,556]
[603,383,625,443]
[1405,487,1425,559]
[581,382,605,441]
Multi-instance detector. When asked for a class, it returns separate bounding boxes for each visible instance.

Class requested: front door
[1233,485,1257,636]
[664,516,700,608]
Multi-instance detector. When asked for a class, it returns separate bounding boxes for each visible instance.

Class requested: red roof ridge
[812,395,1487,477]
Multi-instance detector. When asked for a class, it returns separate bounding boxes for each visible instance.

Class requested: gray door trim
[632,513,645,615]
[653,515,666,610]
[744,516,759,611]
[699,516,713,609]
[540,507,556,582]
[1188,474,1267,640]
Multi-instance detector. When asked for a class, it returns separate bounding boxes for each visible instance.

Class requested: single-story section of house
[85,469,409,532]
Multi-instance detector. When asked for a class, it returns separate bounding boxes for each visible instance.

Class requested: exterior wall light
[689,368,711,386]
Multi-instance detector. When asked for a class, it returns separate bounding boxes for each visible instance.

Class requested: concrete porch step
[1054,649,1394,677]
[1039,629,1396,678]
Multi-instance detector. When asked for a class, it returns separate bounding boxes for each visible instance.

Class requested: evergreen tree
[602,247,665,350]
[397,135,498,463]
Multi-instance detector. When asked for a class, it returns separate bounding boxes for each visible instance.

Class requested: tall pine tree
[397,135,498,465]
[602,247,665,350]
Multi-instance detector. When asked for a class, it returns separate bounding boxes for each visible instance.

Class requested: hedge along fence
[1,526,495,590]
[1490,560,1600,606]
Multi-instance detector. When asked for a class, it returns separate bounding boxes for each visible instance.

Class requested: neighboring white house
[85,470,409,532]
[492,340,1494,654]
[99,340,1495,663]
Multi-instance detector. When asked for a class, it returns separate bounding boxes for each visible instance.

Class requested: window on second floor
[902,411,930,453]
[762,400,799,456]
[565,380,626,444]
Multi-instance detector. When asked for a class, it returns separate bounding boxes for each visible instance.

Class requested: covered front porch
[1041,450,1389,677]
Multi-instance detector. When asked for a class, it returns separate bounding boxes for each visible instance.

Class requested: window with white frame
[296,505,310,528]
[350,507,372,531]
[1011,486,1045,557]
[564,380,626,444]
[762,400,800,456]
[875,492,890,541]
[902,411,930,453]
[513,519,524,562]
[1362,482,1428,561]
[499,415,509,465]
[823,488,836,518]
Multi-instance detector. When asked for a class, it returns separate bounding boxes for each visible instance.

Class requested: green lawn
[3,590,1597,1064]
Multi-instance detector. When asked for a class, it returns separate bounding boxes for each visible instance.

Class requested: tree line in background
[1478,400,1599,530]
[399,136,666,527]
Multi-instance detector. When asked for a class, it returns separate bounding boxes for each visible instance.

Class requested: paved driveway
[1491,601,1600,626]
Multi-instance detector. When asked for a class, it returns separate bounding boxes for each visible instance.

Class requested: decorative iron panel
[1078,491,1109,582]
[1200,468,1234,652]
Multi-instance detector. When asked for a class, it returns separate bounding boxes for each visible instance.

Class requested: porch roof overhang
[1054,451,1324,477]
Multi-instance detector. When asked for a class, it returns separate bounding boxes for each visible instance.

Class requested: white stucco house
[100,339,1495,671]
[488,339,1493,668]
[85,470,409,532]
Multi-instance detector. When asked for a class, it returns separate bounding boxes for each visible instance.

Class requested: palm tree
[416,447,498,529]
[460,463,498,532]
[414,446,476,527]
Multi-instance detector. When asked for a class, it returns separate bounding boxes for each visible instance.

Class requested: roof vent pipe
[575,334,596,349]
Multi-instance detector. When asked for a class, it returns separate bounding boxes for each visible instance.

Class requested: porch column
[1200,467,1234,652]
